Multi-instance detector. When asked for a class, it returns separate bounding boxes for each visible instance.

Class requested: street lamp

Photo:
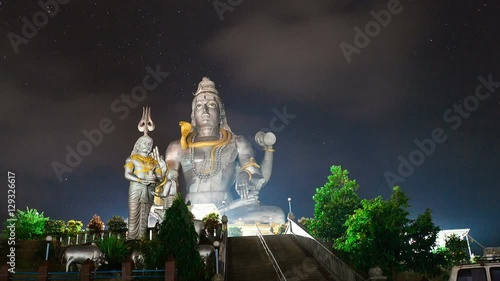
[288,198,292,214]
[45,235,53,260]
[222,200,226,216]
[213,241,220,274]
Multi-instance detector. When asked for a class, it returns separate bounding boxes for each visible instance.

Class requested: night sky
[1,0,498,252]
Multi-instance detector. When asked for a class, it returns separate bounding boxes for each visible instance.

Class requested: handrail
[255,224,287,281]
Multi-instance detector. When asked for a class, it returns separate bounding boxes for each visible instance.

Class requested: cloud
[204,0,430,120]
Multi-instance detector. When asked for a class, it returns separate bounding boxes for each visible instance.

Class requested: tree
[445,234,469,266]
[297,217,312,229]
[63,220,83,237]
[87,214,105,235]
[155,195,205,280]
[202,212,220,236]
[308,165,361,241]
[45,219,66,236]
[107,215,127,236]
[405,209,443,275]
[335,186,410,275]
[228,227,243,237]
[6,207,48,240]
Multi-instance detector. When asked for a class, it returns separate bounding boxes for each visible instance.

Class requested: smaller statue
[124,107,168,240]
[152,168,179,219]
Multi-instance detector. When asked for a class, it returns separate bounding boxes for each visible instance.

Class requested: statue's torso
[178,137,238,205]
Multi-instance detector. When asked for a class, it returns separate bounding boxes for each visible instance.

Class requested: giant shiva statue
[159,77,285,223]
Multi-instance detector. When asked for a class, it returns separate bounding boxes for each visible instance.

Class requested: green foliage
[63,220,83,237]
[228,226,243,237]
[136,239,163,269]
[202,212,220,234]
[155,195,206,280]
[444,234,469,266]
[298,217,312,229]
[335,186,410,274]
[308,165,361,241]
[87,214,105,235]
[45,219,65,236]
[96,235,129,268]
[107,215,128,235]
[405,209,443,275]
[273,223,287,235]
[6,207,48,240]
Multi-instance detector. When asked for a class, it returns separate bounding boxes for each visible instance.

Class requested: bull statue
[130,250,146,270]
[61,243,108,272]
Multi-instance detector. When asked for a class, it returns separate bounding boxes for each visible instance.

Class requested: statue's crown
[194,77,219,96]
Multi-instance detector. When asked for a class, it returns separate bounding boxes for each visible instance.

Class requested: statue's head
[191,77,232,132]
[132,135,153,155]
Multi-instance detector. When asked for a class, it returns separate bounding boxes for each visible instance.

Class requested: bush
[6,207,48,240]
[228,227,243,237]
[63,220,83,237]
[96,235,129,269]
[107,215,128,236]
[45,219,65,236]
[87,214,105,236]
[202,213,220,236]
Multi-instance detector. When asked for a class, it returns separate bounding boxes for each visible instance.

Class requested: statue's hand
[249,174,266,190]
[152,146,168,175]
[140,177,156,185]
[236,172,250,200]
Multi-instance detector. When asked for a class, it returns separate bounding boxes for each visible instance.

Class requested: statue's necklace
[130,154,157,174]
[188,129,231,180]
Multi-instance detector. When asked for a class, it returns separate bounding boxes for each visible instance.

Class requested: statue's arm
[235,135,264,187]
[165,141,181,193]
[124,157,142,183]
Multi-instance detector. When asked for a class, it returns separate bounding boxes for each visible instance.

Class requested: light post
[45,235,53,260]
[222,200,226,216]
[213,241,220,274]
[287,198,294,233]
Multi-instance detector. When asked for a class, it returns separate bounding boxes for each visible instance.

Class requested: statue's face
[193,94,220,127]
[136,137,153,153]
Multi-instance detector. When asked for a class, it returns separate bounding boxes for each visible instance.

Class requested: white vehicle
[448,262,500,281]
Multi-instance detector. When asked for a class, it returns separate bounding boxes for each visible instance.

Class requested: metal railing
[255,224,287,281]
[51,228,159,246]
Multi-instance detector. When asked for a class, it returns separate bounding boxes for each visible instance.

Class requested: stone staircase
[265,234,334,280]
[226,234,335,281]
[225,236,278,281]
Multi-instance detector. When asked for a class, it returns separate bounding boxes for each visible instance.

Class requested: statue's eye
[209,102,217,108]
[196,104,202,109]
